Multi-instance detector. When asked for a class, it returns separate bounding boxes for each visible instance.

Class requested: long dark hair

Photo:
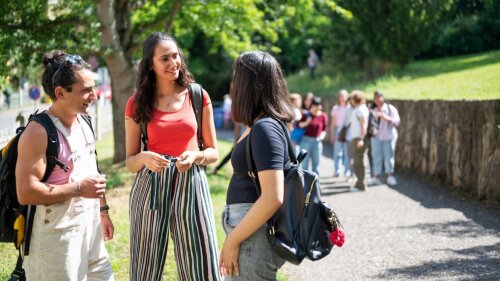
[133,32,194,123]
[301,92,314,110]
[41,50,90,100]
[231,51,295,126]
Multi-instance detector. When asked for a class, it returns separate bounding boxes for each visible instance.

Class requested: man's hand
[100,214,114,241]
[79,175,107,198]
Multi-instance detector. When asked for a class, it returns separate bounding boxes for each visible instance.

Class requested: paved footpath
[282,148,500,281]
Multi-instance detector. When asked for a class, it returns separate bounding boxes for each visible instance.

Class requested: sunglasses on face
[51,54,84,88]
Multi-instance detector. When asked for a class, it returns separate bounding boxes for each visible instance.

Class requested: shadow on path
[320,139,500,234]
[392,171,500,234]
[376,242,500,281]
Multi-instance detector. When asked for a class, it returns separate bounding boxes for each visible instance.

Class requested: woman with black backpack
[367,90,400,186]
[218,51,295,280]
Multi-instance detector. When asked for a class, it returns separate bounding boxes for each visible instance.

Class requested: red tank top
[125,90,210,156]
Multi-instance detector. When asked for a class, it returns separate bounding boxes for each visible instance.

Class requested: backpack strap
[31,113,67,180]
[246,117,296,196]
[139,121,148,151]
[9,249,25,281]
[23,111,67,256]
[188,83,204,151]
[139,83,203,153]
[246,131,260,194]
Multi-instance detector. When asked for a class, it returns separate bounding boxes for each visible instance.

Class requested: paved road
[0,102,48,128]
[282,145,500,281]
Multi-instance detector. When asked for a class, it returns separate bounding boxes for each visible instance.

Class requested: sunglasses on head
[51,54,84,88]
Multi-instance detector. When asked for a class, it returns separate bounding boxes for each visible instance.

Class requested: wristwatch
[100,204,110,212]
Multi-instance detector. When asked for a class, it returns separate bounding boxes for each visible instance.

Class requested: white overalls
[24,114,114,281]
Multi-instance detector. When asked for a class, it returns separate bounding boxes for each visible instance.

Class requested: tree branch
[132,0,182,35]
[0,18,86,31]
[133,16,163,34]
[166,0,181,34]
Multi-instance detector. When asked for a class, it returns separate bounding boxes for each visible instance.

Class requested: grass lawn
[0,133,287,280]
[287,49,500,100]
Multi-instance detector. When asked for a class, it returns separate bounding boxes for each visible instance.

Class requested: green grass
[0,133,287,280]
[95,134,135,189]
[287,50,500,100]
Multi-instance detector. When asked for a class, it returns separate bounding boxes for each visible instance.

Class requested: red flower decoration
[330,228,345,247]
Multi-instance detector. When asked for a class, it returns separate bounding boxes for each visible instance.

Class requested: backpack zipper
[305,175,318,206]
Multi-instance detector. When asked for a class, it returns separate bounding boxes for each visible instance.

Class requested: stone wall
[320,97,500,204]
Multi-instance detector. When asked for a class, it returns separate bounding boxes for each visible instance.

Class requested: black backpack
[246,118,342,265]
[367,111,379,138]
[367,103,393,138]
[0,111,95,281]
[140,83,204,151]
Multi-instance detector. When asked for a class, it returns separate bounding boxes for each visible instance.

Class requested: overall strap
[79,114,102,174]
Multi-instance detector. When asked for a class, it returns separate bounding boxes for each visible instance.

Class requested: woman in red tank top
[124,32,221,281]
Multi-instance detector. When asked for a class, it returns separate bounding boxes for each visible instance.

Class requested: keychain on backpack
[323,204,345,247]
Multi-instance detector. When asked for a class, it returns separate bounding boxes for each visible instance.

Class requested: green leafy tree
[346,0,453,65]
[0,0,286,162]
[418,0,500,58]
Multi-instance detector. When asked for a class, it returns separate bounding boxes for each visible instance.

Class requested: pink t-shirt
[45,130,73,185]
[330,105,348,128]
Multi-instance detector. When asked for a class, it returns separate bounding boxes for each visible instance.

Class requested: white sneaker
[349,186,361,192]
[349,186,366,192]
[387,176,398,186]
[367,177,382,186]
[347,175,357,183]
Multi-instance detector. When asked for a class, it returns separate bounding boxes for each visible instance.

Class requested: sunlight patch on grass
[287,50,500,100]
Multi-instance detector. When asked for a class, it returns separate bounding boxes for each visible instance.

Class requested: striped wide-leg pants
[129,163,221,281]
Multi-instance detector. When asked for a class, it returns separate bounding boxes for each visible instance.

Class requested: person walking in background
[289,93,304,154]
[345,91,369,192]
[124,32,221,281]
[3,87,11,109]
[290,93,303,123]
[219,50,295,280]
[223,94,233,129]
[307,49,319,79]
[339,95,354,181]
[298,96,328,176]
[330,89,350,177]
[368,90,400,186]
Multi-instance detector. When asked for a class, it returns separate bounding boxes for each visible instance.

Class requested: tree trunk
[95,0,135,163]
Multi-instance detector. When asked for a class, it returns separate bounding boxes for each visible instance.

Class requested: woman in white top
[368,90,400,186]
[345,91,369,192]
